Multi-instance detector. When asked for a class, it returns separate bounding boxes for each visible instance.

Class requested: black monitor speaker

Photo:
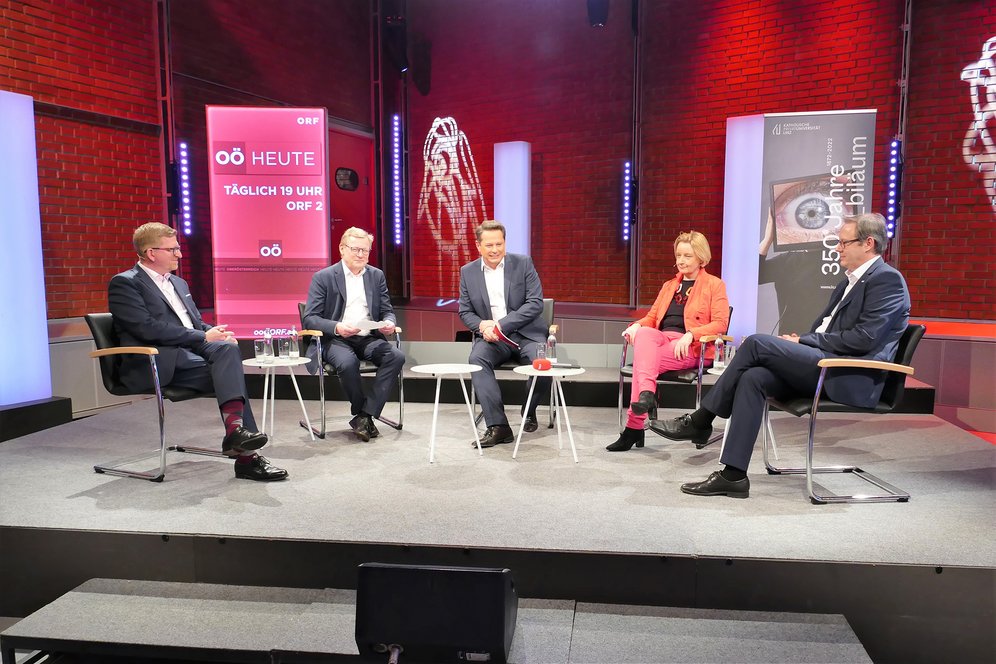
[355,563,518,663]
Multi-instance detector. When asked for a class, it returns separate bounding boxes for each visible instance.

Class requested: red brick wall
[407,0,634,300]
[639,0,904,303]
[904,1,996,319]
[0,0,162,319]
[167,0,372,305]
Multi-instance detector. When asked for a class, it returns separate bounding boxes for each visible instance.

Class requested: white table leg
[288,366,314,441]
[458,375,482,456]
[268,366,277,437]
[428,375,442,464]
[552,377,564,449]
[261,367,270,435]
[512,378,538,459]
[556,379,579,464]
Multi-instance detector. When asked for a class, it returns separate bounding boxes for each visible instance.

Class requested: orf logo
[213,142,247,174]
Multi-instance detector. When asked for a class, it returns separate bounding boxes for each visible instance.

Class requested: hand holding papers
[352,319,392,332]
[494,326,520,349]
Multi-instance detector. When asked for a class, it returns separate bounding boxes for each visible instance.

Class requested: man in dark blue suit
[108,222,287,481]
[459,221,551,448]
[303,227,405,441]
[651,213,910,498]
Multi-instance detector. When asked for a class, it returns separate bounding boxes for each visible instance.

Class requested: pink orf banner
[206,106,331,338]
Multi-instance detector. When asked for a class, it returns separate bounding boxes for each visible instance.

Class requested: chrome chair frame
[86,313,226,482]
[760,324,926,504]
[618,333,731,448]
[297,304,405,439]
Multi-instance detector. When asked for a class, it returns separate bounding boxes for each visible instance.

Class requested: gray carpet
[1,579,871,663]
[0,398,993,568]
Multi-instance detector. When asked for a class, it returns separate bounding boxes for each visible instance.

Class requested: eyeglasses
[343,245,370,256]
[836,238,862,248]
[150,246,182,255]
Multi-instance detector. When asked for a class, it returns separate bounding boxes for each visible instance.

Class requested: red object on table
[532,358,552,371]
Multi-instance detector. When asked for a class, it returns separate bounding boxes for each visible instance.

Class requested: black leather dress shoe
[365,418,381,438]
[680,471,749,498]
[234,455,288,482]
[475,425,515,448]
[648,414,712,446]
[349,414,371,442]
[522,415,538,433]
[222,426,268,457]
[630,390,657,416]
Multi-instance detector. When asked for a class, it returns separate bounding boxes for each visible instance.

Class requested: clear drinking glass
[725,341,737,366]
[277,337,291,358]
[253,339,267,362]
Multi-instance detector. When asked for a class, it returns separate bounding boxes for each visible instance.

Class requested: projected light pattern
[416,117,487,295]
[886,139,902,239]
[179,142,192,235]
[961,35,996,215]
[622,161,632,241]
[392,115,403,245]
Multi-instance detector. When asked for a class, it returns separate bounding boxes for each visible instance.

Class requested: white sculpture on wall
[962,35,996,215]
[416,117,488,295]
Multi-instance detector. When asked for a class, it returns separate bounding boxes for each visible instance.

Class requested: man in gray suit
[651,213,910,498]
[303,227,405,441]
[108,222,287,481]
[459,220,551,448]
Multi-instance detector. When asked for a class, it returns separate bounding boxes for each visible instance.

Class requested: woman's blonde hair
[674,231,711,266]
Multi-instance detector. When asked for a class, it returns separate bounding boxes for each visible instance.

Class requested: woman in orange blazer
[607,231,730,451]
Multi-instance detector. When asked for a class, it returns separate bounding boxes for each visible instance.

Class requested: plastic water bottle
[714,338,725,370]
[289,326,300,358]
[546,332,557,363]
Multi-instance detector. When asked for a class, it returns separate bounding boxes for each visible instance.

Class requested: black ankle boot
[606,427,646,452]
[630,390,657,416]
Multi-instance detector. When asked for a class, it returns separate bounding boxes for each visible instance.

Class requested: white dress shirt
[341,261,372,336]
[482,258,507,321]
[814,256,880,333]
[139,262,194,329]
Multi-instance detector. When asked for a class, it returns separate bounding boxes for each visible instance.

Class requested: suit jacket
[458,254,548,345]
[107,264,212,391]
[799,258,910,407]
[302,262,396,369]
[634,269,730,360]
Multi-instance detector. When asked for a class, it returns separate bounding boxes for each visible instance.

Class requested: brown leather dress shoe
[349,414,371,442]
[475,425,515,448]
[234,455,288,481]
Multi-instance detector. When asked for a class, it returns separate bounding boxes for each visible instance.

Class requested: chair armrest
[700,334,733,344]
[817,358,914,375]
[393,326,403,335]
[90,346,159,358]
[299,329,323,338]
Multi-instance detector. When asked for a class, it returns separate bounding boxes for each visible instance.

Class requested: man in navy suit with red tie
[108,222,287,481]
[651,213,910,498]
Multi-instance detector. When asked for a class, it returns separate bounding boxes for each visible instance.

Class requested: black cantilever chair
[297,303,405,439]
[85,313,226,482]
[618,306,733,448]
[760,323,926,504]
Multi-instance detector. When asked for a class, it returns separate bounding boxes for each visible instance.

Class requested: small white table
[242,356,314,441]
[410,363,483,463]
[512,365,585,463]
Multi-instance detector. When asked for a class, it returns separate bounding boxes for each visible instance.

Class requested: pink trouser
[626,327,698,429]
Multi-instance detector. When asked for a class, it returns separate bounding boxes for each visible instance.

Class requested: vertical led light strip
[886,138,902,239]
[178,141,193,235]
[392,115,403,245]
[622,161,632,241]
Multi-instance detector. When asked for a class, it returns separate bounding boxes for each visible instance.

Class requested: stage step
[1,579,871,663]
